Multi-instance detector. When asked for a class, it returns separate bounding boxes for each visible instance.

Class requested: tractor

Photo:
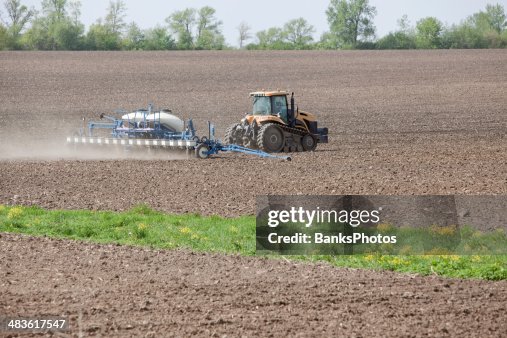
[224,91,328,153]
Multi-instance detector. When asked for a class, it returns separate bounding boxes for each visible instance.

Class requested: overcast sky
[18,0,507,46]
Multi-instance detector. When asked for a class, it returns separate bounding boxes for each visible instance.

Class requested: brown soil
[0,51,505,337]
[1,233,506,337]
[0,50,505,216]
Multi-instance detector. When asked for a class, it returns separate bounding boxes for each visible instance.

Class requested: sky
[17,0,507,46]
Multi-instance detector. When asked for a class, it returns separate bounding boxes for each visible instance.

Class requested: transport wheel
[257,123,285,153]
[302,134,317,151]
[195,144,210,159]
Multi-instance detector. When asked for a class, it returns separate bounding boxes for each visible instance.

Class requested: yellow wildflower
[365,254,375,261]
[377,223,392,232]
[180,227,191,234]
[7,206,23,220]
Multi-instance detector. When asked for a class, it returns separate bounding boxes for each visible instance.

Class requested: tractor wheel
[257,123,285,153]
[302,134,317,151]
[195,144,210,159]
[224,123,241,145]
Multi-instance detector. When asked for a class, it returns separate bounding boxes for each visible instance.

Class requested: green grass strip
[0,205,505,281]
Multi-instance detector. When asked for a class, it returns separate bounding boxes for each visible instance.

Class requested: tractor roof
[250,90,289,97]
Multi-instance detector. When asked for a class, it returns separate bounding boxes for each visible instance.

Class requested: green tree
[249,18,315,50]
[123,22,144,50]
[195,6,223,49]
[283,17,315,49]
[397,14,411,33]
[0,23,8,49]
[415,17,443,49]
[317,31,336,49]
[105,0,126,35]
[24,16,84,50]
[448,4,506,48]
[143,25,175,50]
[1,0,35,48]
[86,20,120,50]
[326,0,376,48]
[441,22,487,49]
[52,16,83,49]
[255,27,287,49]
[23,0,84,50]
[85,1,126,50]
[484,3,506,33]
[377,15,416,49]
[166,8,195,49]
[22,17,50,49]
[470,11,496,34]
[196,28,224,49]
[42,0,66,21]
[166,7,224,50]
[68,0,80,25]
[377,31,416,49]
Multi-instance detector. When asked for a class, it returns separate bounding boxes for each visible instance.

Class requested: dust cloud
[0,136,192,161]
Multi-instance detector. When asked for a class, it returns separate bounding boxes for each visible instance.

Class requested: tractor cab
[250,91,292,124]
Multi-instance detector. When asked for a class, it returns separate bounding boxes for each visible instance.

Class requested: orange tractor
[224,91,328,153]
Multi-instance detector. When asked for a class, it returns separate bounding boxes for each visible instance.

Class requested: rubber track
[278,124,310,153]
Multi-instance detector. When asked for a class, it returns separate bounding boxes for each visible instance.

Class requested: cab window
[272,96,288,122]
[252,96,271,116]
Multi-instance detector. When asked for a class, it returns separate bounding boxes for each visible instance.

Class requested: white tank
[122,111,149,123]
[146,111,184,132]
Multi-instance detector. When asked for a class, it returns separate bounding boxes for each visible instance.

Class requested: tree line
[0,0,506,51]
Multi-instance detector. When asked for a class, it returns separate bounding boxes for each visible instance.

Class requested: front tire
[257,123,285,153]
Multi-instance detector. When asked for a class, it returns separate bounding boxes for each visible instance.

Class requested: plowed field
[0,50,506,337]
[0,50,505,216]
